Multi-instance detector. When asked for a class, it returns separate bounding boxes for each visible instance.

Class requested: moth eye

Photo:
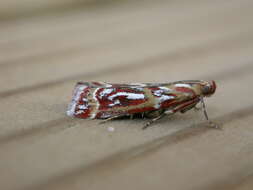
[202,85,211,95]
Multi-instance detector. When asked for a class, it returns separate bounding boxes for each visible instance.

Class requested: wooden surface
[1,0,253,189]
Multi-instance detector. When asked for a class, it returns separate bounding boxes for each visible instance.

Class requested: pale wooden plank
[0,49,253,190]
[39,108,253,190]
[0,0,253,190]
[231,175,253,190]
[0,41,252,137]
[0,18,253,95]
[0,0,121,21]
[1,0,249,53]
[0,0,252,94]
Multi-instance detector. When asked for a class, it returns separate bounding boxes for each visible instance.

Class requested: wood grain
[0,0,253,190]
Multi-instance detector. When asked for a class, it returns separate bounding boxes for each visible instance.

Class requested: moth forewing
[67,80,216,128]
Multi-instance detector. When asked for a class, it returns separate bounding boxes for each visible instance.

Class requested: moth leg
[144,109,164,118]
[143,109,175,129]
[173,98,200,113]
[142,113,167,129]
[99,115,126,124]
[200,97,220,129]
[180,103,198,113]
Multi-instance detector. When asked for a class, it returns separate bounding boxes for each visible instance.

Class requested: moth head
[201,80,216,97]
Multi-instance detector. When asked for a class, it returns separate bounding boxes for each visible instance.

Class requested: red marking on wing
[74,86,91,118]
[175,87,195,94]
[160,94,177,108]
[149,87,161,97]
[96,87,148,110]
[149,87,177,109]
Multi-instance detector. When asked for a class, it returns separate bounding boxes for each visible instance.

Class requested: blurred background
[1,0,253,190]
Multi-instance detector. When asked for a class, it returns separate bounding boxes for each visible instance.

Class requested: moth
[67,80,217,129]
